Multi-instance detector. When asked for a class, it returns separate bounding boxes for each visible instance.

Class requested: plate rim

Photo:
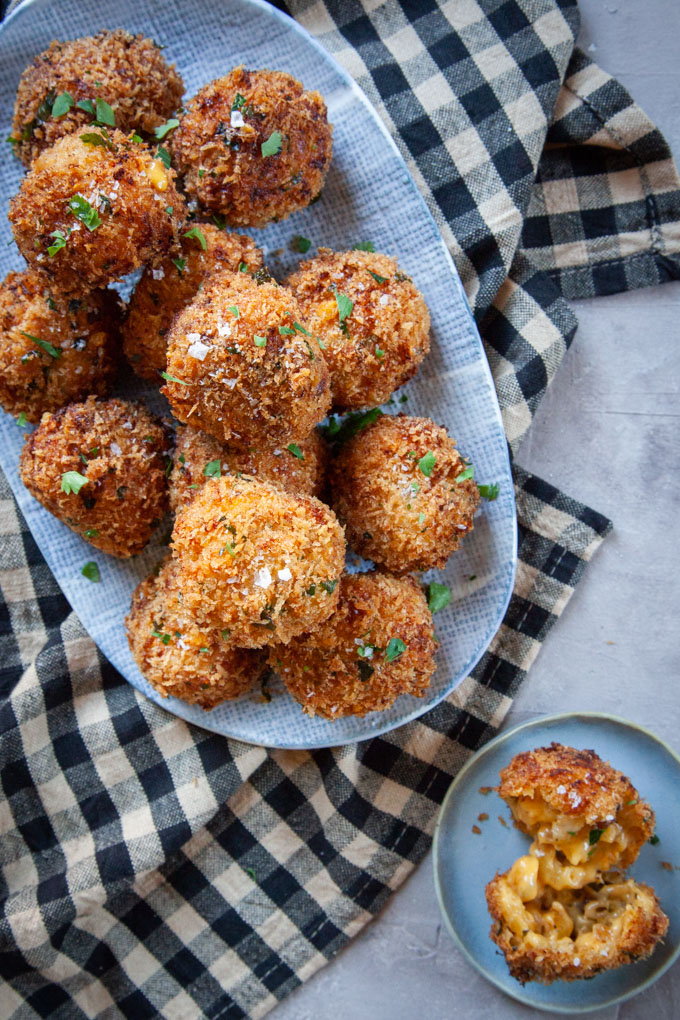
[432,711,680,1014]
[0,0,518,749]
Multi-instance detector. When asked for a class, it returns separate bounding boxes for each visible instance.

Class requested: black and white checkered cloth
[1,1,679,1017]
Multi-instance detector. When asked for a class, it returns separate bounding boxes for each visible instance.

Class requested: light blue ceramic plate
[433,713,680,1013]
[0,0,517,748]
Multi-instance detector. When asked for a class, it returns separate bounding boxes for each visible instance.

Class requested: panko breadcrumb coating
[10,30,184,166]
[499,743,655,873]
[486,871,668,984]
[286,249,430,410]
[171,474,345,647]
[170,67,332,227]
[9,129,187,294]
[126,557,266,709]
[329,414,479,574]
[169,424,327,512]
[0,269,121,423]
[20,396,169,557]
[122,224,263,380]
[163,269,330,447]
[271,571,437,719]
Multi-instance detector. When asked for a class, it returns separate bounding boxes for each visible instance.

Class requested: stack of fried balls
[3,29,488,719]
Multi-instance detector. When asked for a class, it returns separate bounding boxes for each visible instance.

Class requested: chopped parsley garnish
[293,235,311,253]
[165,205,173,215]
[131,132,143,143]
[254,335,267,347]
[155,145,171,169]
[94,98,115,127]
[154,118,180,139]
[589,828,604,846]
[320,579,338,595]
[221,629,230,640]
[69,194,101,231]
[47,229,70,257]
[627,799,638,807]
[261,130,282,157]
[385,637,406,662]
[51,91,74,118]
[238,261,248,273]
[81,561,100,583]
[649,834,660,845]
[184,225,207,250]
[80,130,114,151]
[20,331,61,358]
[76,98,96,116]
[246,866,257,880]
[478,482,500,500]
[16,412,27,427]
[375,345,385,359]
[306,585,316,596]
[369,270,387,284]
[428,582,450,614]
[172,257,187,273]
[418,451,436,477]
[61,471,88,495]
[226,305,240,318]
[279,325,295,336]
[84,528,99,538]
[203,459,221,478]
[332,287,353,328]
[418,512,425,526]
[211,214,227,230]
[231,93,247,112]
[411,482,420,493]
[353,241,375,252]
[151,628,171,645]
[287,443,304,460]
[455,464,475,483]
[326,407,383,445]
[160,371,189,385]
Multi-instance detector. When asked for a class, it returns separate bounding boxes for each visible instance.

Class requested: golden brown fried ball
[169,424,327,512]
[170,66,332,228]
[171,474,345,648]
[122,224,263,380]
[163,269,330,447]
[20,396,169,557]
[329,414,479,574]
[126,557,266,709]
[271,571,437,719]
[0,269,121,423]
[486,870,668,985]
[9,130,187,294]
[286,249,430,410]
[499,744,656,874]
[11,30,184,166]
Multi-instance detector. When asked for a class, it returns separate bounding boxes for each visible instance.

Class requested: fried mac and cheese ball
[271,571,437,719]
[122,224,263,380]
[0,269,121,423]
[169,424,327,512]
[163,270,330,447]
[286,249,430,410]
[171,474,345,647]
[126,557,266,709]
[9,130,187,294]
[20,396,169,557]
[11,30,184,166]
[329,414,479,573]
[170,67,332,227]
[485,744,668,985]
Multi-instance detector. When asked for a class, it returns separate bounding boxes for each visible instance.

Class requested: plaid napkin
[1,0,679,1017]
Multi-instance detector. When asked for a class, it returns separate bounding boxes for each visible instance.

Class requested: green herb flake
[184,225,207,250]
[333,288,353,325]
[649,834,660,845]
[375,345,385,359]
[589,828,605,846]
[627,799,638,807]
[165,205,173,216]
[231,93,247,112]
[47,229,69,257]
[478,482,500,500]
[293,235,311,253]
[172,257,187,274]
[16,412,27,428]
[369,270,388,284]
[227,305,240,319]
[160,370,189,385]
[261,130,282,157]
[418,451,436,477]
[238,261,248,273]
[320,579,338,595]
[80,130,114,151]
[203,459,221,478]
[287,443,304,460]
[84,528,99,538]
[254,335,267,348]
[51,91,74,118]
[353,241,375,252]
[81,561,100,583]
[76,98,96,116]
[428,582,451,614]
[132,132,144,143]
[279,325,296,336]
[155,145,171,169]
[246,867,257,880]
[306,585,316,596]
[327,407,383,445]
[94,98,115,127]
[154,118,180,140]
[455,465,475,483]
[61,470,88,495]
[418,512,425,526]
[151,629,171,645]
[20,331,61,358]
[69,193,101,231]
[385,637,407,662]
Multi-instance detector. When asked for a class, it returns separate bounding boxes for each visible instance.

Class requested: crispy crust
[285,249,430,410]
[122,224,263,380]
[9,130,187,294]
[171,474,345,647]
[0,269,121,422]
[11,30,184,166]
[329,414,479,573]
[499,743,655,867]
[170,67,332,227]
[271,570,436,719]
[126,557,266,709]
[486,872,669,984]
[169,424,327,512]
[20,396,169,557]
[163,269,330,447]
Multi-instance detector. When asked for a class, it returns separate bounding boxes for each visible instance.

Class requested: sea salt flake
[110,441,122,456]
[253,567,272,589]
[230,110,245,128]
[277,567,292,581]
[217,321,232,338]
[187,339,212,361]
[379,294,390,305]
[152,267,165,280]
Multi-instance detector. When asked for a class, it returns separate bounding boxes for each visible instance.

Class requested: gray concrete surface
[273,1,680,1017]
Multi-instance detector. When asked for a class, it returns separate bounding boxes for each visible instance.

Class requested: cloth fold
[1,1,679,1017]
